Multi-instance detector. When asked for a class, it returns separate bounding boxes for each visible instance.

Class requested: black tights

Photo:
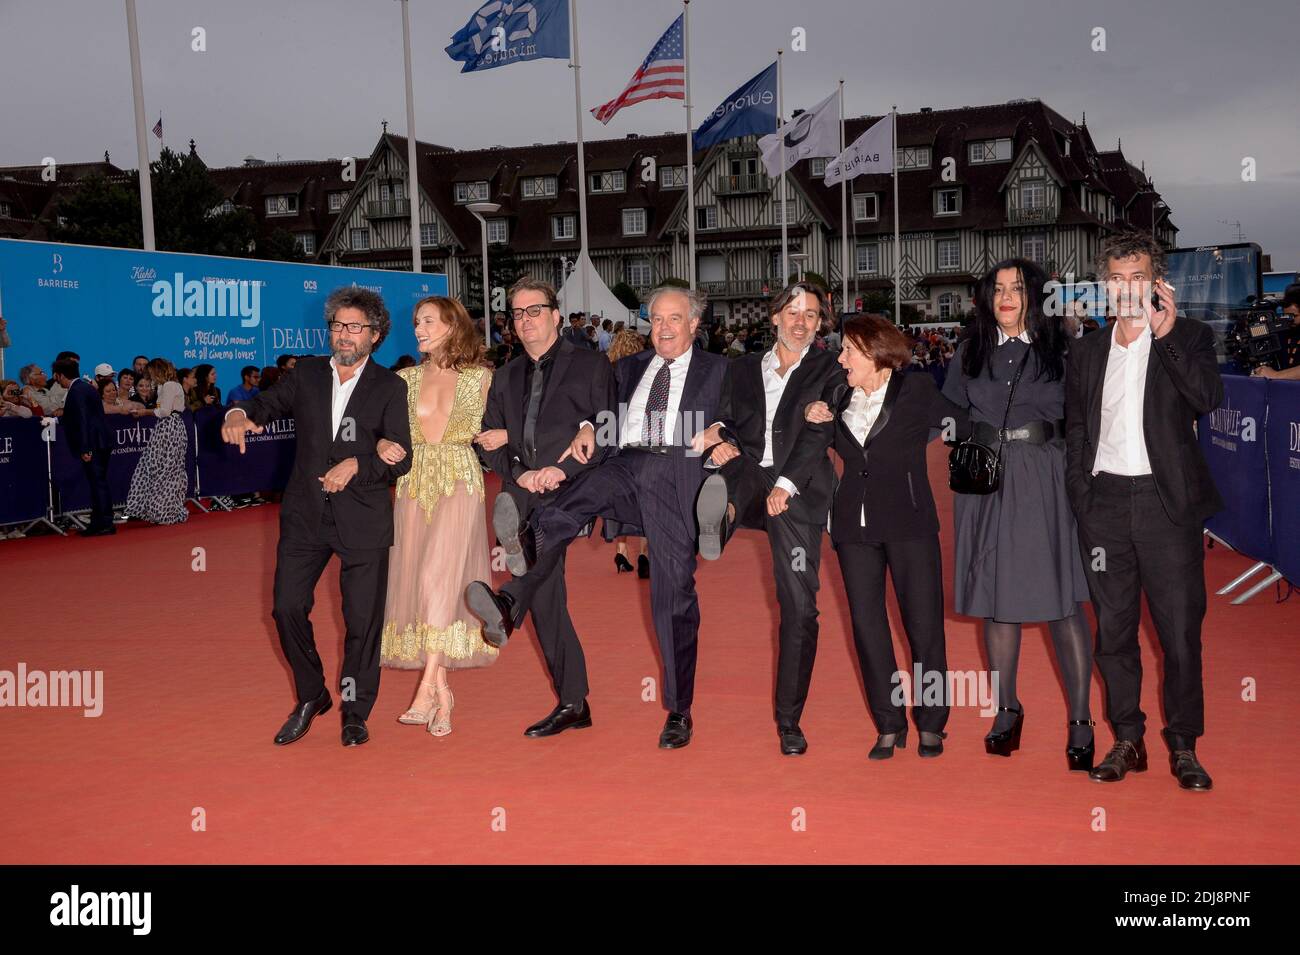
[984,604,1094,746]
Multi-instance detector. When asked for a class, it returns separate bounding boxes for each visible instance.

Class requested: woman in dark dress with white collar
[942,258,1095,770]
[774,315,969,759]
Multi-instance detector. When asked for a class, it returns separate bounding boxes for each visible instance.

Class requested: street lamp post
[466,200,501,344]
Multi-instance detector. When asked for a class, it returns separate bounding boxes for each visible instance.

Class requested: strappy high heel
[428,683,454,737]
[984,705,1024,756]
[1067,718,1096,772]
[398,680,440,725]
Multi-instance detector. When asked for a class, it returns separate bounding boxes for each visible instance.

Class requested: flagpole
[892,104,900,326]
[399,0,422,273]
[838,79,848,315]
[124,0,156,251]
[777,49,787,284]
[683,0,696,290]
[570,0,590,315]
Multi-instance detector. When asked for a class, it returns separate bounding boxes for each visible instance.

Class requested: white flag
[825,115,894,186]
[758,89,840,178]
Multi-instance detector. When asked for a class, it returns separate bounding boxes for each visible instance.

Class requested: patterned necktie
[641,357,674,445]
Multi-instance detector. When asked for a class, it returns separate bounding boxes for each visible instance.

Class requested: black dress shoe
[696,472,730,560]
[524,700,593,738]
[1067,718,1096,772]
[778,724,807,755]
[273,690,332,745]
[917,730,946,758]
[341,715,369,747]
[492,493,534,577]
[465,580,516,648]
[984,705,1024,757]
[868,726,907,760]
[614,553,634,573]
[1170,749,1213,791]
[637,554,650,579]
[658,711,692,749]
[1089,737,1148,782]
[80,525,116,537]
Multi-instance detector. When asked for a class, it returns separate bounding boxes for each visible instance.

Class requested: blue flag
[693,62,778,151]
[446,0,570,73]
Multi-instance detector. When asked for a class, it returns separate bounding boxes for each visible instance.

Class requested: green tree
[49,174,143,248]
[462,247,526,318]
[611,280,641,311]
[258,228,308,262]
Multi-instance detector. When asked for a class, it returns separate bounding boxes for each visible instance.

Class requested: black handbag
[948,349,1031,495]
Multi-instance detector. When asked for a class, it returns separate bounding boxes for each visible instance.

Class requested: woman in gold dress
[376,296,498,737]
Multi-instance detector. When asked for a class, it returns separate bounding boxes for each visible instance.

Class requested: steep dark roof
[207,157,363,242]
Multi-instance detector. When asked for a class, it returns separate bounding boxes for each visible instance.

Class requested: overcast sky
[3,0,1297,268]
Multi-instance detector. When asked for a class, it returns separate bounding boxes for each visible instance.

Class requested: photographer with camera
[1251,283,1300,380]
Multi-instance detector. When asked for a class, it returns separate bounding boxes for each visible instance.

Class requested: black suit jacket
[783,369,968,545]
[232,355,412,550]
[478,337,616,488]
[716,346,842,525]
[613,345,729,533]
[1065,318,1224,525]
[61,377,111,456]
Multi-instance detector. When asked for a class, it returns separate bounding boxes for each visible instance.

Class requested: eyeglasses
[328,320,374,334]
[511,304,551,321]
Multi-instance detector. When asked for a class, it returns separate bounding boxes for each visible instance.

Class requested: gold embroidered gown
[380,362,499,670]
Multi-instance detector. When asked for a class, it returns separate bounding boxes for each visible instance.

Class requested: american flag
[590,14,684,125]
[152,115,163,141]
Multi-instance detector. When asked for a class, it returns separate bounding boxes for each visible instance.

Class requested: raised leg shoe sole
[696,474,729,561]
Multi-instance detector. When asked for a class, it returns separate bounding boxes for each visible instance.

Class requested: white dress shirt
[843,374,891,526]
[996,327,1031,345]
[621,347,693,447]
[1093,325,1152,476]
[330,356,369,440]
[153,380,186,416]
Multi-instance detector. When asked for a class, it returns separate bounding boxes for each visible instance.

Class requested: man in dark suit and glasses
[467,285,729,749]
[1065,232,1224,790]
[692,282,842,756]
[222,288,413,747]
[475,277,616,738]
[52,358,115,536]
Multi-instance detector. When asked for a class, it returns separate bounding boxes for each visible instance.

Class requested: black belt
[972,418,1065,445]
[621,442,674,455]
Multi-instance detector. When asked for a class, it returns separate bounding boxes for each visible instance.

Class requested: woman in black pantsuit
[774,315,969,759]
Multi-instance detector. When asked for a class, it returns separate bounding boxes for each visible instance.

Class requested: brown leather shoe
[1088,738,1148,782]
[1170,750,1213,791]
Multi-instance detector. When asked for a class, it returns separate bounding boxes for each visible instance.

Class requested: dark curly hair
[1096,230,1167,280]
[324,286,392,348]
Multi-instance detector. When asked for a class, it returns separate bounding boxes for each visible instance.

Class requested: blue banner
[1165,244,1262,308]
[0,418,49,525]
[1199,375,1272,562]
[193,405,296,497]
[49,411,181,512]
[0,239,446,398]
[1265,380,1300,586]
[446,0,570,73]
[693,62,778,152]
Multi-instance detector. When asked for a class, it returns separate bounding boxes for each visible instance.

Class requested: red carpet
[2,443,1296,864]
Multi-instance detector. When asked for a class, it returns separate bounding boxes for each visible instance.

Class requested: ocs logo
[304,280,318,292]
[469,1,538,53]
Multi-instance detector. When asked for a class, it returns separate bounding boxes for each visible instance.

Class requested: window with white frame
[852,193,878,221]
[1019,179,1046,209]
[659,165,687,188]
[552,214,576,240]
[589,170,626,193]
[895,145,931,170]
[419,222,438,247]
[937,291,958,318]
[967,138,1012,163]
[454,180,489,203]
[210,198,235,217]
[349,228,370,251]
[622,208,647,236]
[521,175,557,198]
[380,181,404,201]
[935,188,961,216]
[774,199,797,225]
[936,237,960,270]
[486,218,508,244]
[0,201,12,218]
[265,194,298,216]
[695,205,717,230]
[769,250,783,278]
[1020,233,1046,262]
[855,242,879,275]
[295,233,316,255]
[810,157,827,177]
[328,192,346,213]
[625,257,652,287]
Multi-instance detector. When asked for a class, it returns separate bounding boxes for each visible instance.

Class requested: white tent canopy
[556,251,642,331]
